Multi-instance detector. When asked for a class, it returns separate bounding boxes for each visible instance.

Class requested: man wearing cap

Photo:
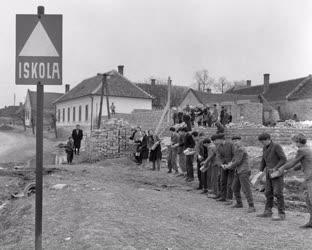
[257,133,287,221]
[275,134,312,228]
[183,130,197,182]
[167,127,179,174]
[196,133,208,193]
[177,127,187,177]
[207,134,221,198]
[224,135,256,213]
[215,133,235,203]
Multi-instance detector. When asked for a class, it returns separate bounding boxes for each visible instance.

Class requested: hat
[211,133,224,141]
[231,135,241,140]
[258,133,271,141]
[203,138,211,144]
[292,133,307,144]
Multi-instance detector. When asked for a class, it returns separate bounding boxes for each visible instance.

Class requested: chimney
[117,65,124,75]
[263,73,270,93]
[65,84,70,93]
[151,79,156,86]
[206,88,211,94]
[246,80,251,87]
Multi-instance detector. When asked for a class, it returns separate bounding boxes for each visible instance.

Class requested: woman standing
[148,130,162,171]
[140,131,149,168]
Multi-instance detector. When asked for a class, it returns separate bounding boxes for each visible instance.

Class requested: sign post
[16,6,62,250]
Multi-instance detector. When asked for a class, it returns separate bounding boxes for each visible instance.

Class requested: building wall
[56,96,152,138]
[179,91,201,108]
[285,99,312,121]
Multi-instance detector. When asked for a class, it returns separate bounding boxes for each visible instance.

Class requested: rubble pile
[226,122,265,129]
[276,119,312,129]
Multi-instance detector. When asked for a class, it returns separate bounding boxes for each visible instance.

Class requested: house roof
[55,70,153,104]
[28,90,63,110]
[226,76,311,102]
[136,83,189,108]
[185,89,260,105]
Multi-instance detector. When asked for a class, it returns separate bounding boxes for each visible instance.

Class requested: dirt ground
[1,157,312,250]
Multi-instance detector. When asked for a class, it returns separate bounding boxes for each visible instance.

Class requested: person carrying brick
[274,134,312,228]
[223,135,256,213]
[167,127,179,174]
[256,133,287,221]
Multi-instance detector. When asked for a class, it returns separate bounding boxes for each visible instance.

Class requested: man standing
[110,102,116,115]
[220,106,225,125]
[224,135,256,213]
[275,134,312,228]
[72,124,83,155]
[184,129,197,182]
[196,132,207,192]
[177,128,187,177]
[256,133,287,221]
[215,133,235,203]
[167,127,179,174]
[183,111,192,132]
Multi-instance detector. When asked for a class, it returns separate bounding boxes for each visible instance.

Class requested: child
[65,136,74,164]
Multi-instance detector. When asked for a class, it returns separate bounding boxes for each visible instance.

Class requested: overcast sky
[1,0,312,107]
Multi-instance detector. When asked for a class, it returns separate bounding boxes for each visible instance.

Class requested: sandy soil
[1,158,311,250]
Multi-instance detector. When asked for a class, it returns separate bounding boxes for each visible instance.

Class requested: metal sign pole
[35,7,44,250]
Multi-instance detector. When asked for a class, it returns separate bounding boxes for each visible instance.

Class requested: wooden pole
[167,77,171,123]
[97,74,106,129]
[35,7,44,250]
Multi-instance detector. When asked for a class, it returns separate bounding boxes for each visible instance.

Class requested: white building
[54,66,153,135]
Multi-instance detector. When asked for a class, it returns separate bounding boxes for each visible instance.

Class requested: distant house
[227,74,312,121]
[137,79,189,109]
[179,88,263,124]
[24,89,63,127]
[54,66,153,133]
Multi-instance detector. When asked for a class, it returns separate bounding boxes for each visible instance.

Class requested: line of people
[172,104,232,128]
[167,127,312,228]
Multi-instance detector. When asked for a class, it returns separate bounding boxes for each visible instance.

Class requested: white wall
[56,95,152,129]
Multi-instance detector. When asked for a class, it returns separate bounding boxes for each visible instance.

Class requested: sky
[1,0,312,107]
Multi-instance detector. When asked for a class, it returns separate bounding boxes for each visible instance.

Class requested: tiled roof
[188,89,260,105]
[28,90,63,110]
[226,76,309,102]
[136,83,189,108]
[287,76,312,100]
[55,70,152,104]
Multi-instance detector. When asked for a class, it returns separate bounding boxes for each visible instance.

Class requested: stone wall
[188,127,312,146]
[230,102,263,124]
[85,120,132,161]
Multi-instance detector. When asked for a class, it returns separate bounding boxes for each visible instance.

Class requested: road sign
[16,14,62,85]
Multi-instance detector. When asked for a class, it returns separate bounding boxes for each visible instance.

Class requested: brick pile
[85,118,132,161]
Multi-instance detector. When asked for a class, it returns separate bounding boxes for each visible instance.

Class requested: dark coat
[72,129,83,147]
[228,145,250,174]
[216,141,235,165]
[259,141,287,172]
[140,135,149,160]
[184,133,195,149]
[149,135,162,162]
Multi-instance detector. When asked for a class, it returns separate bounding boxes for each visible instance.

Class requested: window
[85,105,88,121]
[73,107,76,122]
[79,106,82,122]
[62,108,65,122]
[68,107,70,122]
[57,109,60,122]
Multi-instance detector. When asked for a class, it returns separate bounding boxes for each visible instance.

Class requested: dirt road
[1,157,311,250]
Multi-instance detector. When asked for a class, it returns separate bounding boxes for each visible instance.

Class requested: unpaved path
[0,158,311,250]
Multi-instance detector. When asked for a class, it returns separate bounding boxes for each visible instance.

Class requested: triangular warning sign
[19,21,59,57]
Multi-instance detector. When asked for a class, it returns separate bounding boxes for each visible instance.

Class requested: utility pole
[97,73,110,129]
[167,77,171,123]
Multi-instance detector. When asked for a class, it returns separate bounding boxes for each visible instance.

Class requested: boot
[196,186,203,190]
[272,213,286,221]
[201,190,208,194]
[256,210,273,218]
[216,197,226,202]
[224,200,233,206]
[247,206,256,213]
[231,203,243,208]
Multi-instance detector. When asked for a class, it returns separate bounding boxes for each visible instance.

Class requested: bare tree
[214,76,233,93]
[194,70,215,91]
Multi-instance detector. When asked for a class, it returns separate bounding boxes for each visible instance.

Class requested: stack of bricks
[85,118,132,161]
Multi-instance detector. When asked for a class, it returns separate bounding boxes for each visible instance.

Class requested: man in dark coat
[72,124,83,155]
[215,133,235,203]
[183,129,196,181]
[256,133,287,221]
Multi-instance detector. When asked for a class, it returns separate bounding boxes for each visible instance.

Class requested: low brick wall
[184,127,312,146]
[85,120,132,161]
